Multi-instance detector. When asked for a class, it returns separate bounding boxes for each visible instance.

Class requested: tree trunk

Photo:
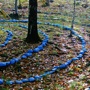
[46,0,50,6]
[69,0,76,37]
[15,0,18,14]
[25,0,41,43]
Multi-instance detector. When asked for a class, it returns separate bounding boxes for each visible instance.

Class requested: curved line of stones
[0,29,13,47]
[0,19,87,85]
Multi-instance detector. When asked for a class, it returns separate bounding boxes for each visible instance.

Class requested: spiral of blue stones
[0,19,87,85]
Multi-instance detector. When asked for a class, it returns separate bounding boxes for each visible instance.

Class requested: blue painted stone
[79,50,84,54]
[14,58,21,62]
[82,48,87,52]
[0,62,6,67]
[12,19,17,22]
[6,80,15,85]
[66,60,72,65]
[65,60,72,66]
[82,45,85,49]
[22,79,28,83]
[74,33,78,36]
[10,59,16,65]
[6,61,10,66]
[63,26,71,30]
[82,44,86,47]
[16,80,23,84]
[42,33,46,36]
[47,70,55,74]
[77,54,83,59]
[4,42,8,45]
[59,64,67,69]
[28,77,35,82]
[5,37,9,41]
[0,79,3,84]
[53,66,59,69]
[38,45,43,50]
[80,37,84,41]
[5,40,9,43]
[33,48,40,53]
[22,20,28,23]
[42,41,47,44]
[45,35,48,38]
[71,30,76,34]
[8,81,15,84]
[27,49,33,53]
[52,67,57,71]
[34,75,41,80]
[78,35,82,38]
[43,39,47,42]
[25,53,32,57]
[21,55,27,59]
[42,42,47,47]
[1,44,5,47]
[7,37,12,40]
[82,40,86,44]
[71,57,79,61]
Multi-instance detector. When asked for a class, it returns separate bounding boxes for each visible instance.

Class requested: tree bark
[25,0,41,43]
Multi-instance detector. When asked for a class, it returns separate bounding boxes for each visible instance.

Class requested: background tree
[45,0,50,6]
[69,0,76,37]
[25,0,41,43]
[9,0,19,19]
[42,0,50,7]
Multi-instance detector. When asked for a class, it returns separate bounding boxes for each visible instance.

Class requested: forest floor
[0,0,90,90]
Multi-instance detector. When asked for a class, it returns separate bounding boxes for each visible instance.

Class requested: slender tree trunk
[25,0,41,43]
[15,0,18,14]
[46,0,50,6]
[69,0,76,37]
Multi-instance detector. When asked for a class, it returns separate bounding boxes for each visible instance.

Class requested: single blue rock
[28,77,35,82]
[6,80,15,85]
[14,58,21,62]
[82,48,87,52]
[0,62,6,67]
[79,50,84,54]
[38,45,43,50]
[42,42,47,47]
[34,75,41,80]
[59,64,67,69]
[6,61,11,66]
[27,49,33,53]
[22,79,28,83]
[3,42,8,45]
[65,60,72,66]
[52,67,57,71]
[46,70,55,74]
[77,54,83,59]
[33,48,40,53]
[1,44,5,47]
[0,79,3,85]
[21,55,27,59]
[8,81,15,85]
[25,53,32,57]
[71,57,79,61]
[10,59,16,65]
[15,80,23,84]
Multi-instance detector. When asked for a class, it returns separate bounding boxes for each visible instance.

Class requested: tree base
[9,13,21,19]
[25,35,41,43]
[18,4,22,9]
